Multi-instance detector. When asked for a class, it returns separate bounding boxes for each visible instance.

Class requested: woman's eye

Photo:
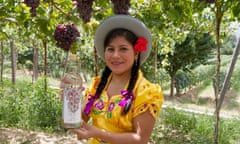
[106,48,114,52]
[120,47,128,51]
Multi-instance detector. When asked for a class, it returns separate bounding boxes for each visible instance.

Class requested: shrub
[0,78,62,132]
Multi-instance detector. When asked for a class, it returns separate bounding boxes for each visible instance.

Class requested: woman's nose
[112,51,120,57]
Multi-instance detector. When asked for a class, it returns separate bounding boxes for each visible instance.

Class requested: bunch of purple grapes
[111,0,130,15]
[24,0,40,17]
[53,24,80,51]
[76,0,94,23]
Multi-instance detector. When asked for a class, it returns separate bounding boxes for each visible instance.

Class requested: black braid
[122,55,141,115]
[94,66,111,99]
[127,56,140,91]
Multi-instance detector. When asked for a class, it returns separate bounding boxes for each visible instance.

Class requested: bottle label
[63,87,81,123]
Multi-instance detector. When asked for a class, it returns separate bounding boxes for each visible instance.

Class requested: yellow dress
[84,71,164,144]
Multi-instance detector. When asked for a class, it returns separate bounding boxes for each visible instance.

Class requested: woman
[72,15,164,144]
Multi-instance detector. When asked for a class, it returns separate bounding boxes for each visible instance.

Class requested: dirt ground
[0,128,87,144]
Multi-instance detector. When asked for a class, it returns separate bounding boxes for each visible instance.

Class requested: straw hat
[94,15,151,65]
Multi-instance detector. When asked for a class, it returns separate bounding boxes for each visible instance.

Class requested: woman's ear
[134,52,139,61]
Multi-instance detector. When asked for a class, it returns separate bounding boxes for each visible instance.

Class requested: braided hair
[94,66,111,99]
[122,55,140,115]
[89,28,141,115]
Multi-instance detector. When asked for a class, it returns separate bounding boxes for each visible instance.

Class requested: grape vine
[111,0,130,15]
[76,0,94,23]
[53,24,80,51]
[23,0,40,17]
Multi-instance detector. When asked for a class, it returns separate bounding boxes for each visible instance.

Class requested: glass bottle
[61,52,84,129]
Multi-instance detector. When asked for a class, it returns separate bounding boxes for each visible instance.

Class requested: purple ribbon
[119,90,134,107]
[84,95,97,115]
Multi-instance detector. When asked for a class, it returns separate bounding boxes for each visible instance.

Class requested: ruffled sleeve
[132,77,164,119]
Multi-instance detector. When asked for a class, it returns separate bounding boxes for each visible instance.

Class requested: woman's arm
[72,110,156,144]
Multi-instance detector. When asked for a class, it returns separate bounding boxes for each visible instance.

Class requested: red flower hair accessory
[134,37,148,52]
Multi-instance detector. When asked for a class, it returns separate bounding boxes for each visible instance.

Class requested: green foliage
[232,66,240,91]
[218,118,240,143]
[23,77,62,130]
[159,32,216,96]
[221,34,236,55]
[150,107,240,144]
[189,115,214,143]
[47,48,65,78]
[0,79,24,127]
[167,33,215,75]
[162,108,197,133]
[176,71,193,92]
[0,77,62,131]
[175,64,216,93]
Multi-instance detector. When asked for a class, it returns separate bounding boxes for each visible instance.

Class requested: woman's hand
[70,110,155,144]
[71,121,95,140]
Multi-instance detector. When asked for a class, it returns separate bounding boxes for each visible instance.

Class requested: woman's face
[104,36,138,75]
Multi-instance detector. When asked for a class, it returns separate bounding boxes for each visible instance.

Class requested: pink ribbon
[119,90,134,107]
[84,95,97,115]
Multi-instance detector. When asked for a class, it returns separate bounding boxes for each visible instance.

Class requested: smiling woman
[65,15,164,144]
